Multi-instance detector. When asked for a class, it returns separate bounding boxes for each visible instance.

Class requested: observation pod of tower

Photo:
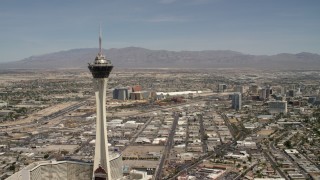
[88,53,113,78]
[88,27,120,180]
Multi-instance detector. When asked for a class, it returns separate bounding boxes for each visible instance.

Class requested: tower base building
[7,154,123,180]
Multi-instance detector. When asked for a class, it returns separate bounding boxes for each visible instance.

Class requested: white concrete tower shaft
[93,78,111,180]
[88,26,113,180]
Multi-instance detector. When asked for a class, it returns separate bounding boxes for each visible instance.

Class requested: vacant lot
[123,145,164,157]
[257,129,274,136]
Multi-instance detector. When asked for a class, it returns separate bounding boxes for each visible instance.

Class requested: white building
[224,151,249,160]
[7,160,93,180]
[129,169,152,180]
[0,101,7,107]
[7,153,123,180]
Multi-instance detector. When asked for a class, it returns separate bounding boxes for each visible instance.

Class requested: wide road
[6,101,87,131]
[168,142,233,180]
[198,114,207,153]
[262,151,289,180]
[268,132,310,179]
[121,117,154,151]
[234,163,258,180]
[154,113,179,180]
[40,101,87,122]
[220,113,237,140]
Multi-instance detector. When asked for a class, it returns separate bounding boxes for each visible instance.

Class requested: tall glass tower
[232,92,241,110]
[88,27,113,180]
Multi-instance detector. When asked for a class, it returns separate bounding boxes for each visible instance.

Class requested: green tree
[284,140,292,149]
[61,150,69,156]
[44,154,49,159]
[8,165,15,171]
[203,134,209,141]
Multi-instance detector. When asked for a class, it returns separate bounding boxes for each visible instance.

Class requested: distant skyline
[0,0,320,62]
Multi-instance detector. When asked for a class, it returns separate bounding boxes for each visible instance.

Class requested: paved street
[154,113,179,180]
[198,114,208,153]
[262,151,289,180]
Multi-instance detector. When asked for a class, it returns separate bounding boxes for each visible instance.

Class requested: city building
[218,84,227,92]
[232,93,241,110]
[280,86,286,96]
[113,87,131,100]
[308,97,317,104]
[288,89,295,97]
[130,92,144,100]
[7,155,123,180]
[234,85,244,94]
[7,160,93,180]
[129,169,151,180]
[259,88,267,100]
[266,86,272,98]
[268,101,287,114]
[129,91,150,100]
[260,87,272,100]
[132,85,142,92]
[249,84,259,94]
[0,101,7,107]
[296,88,302,97]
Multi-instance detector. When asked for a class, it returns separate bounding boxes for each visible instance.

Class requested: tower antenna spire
[99,24,102,56]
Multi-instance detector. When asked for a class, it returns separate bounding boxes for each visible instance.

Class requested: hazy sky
[0,0,320,62]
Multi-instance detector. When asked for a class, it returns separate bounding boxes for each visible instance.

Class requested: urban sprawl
[0,68,319,180]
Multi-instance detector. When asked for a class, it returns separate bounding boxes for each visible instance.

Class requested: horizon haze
[1,47,320,70]
[0,0,320,63]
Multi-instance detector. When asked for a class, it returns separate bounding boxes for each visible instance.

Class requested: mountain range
[1,47,320,69]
